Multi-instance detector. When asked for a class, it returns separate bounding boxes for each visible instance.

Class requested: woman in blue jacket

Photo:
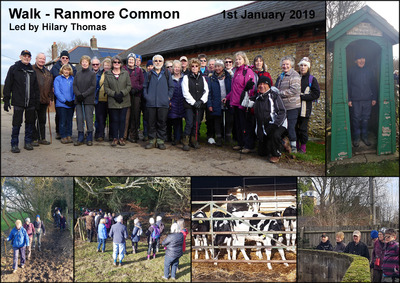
[6,219,30,273]
[207,59,232,146]
[97,218,107,252]
[54,64,75,144]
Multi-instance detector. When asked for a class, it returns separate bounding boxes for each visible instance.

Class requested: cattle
[192,211,210,259]
[211,211,233,265]
[231,211,288,270]
[226,194,248,213]
[282,205,297,253]
[246,193,260,213]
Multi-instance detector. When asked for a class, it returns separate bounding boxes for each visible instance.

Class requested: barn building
[120,1,326,138]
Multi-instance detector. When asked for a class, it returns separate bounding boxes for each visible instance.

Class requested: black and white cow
[246,193,260,213]
[231,211,288,270]
[211,211,233,265]
[226,194,248,213]
[282,205,297,253]
[192,211,210,259]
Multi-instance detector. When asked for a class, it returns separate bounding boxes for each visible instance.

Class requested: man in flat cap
[347,53,377,147]
[344,230,370,260]
[3,50,40,153]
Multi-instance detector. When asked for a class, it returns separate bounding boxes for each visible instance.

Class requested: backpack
[159,222,165,234]
[146,68,170,88]
[151,224,161,240]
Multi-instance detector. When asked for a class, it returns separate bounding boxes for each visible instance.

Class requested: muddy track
[1,225,73,282]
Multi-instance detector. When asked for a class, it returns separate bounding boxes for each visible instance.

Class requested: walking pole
[195,108,199,142]
[36,111,42,142]
[47,107,52,144]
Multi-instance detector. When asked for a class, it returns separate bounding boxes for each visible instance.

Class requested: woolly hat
[371,230,379,239]
[354,52,365,60]
[298,57,311,68]
[134,218,139,224]
[170,223,179,233]
[36,215,40,219]
[135,54,142,60]
[127,53,136,60]
[60,50,70,59]
[146,60,153,67]
[258,76,272,88]
[215,59,224,67]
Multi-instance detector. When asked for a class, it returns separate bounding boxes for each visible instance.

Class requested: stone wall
[163,38,326,139]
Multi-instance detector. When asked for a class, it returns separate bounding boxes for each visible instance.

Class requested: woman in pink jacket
[23,218,35,260]
[105,213,112,237]
[223,51,256,153]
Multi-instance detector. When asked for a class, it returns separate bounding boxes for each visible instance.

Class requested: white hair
[116,215,123,223]
[152,54,164,62]
[156,216,162,222]
[171,223,180,233]
[134,218,139,224]
[149,217,155,225]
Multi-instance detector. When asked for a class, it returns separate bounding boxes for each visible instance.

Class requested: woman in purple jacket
[372,229,386,282]
[223,51,256,153]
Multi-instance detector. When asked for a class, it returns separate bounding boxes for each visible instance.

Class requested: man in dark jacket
[347,53,377,147]
[162,223,184,280]
[316,233,334,251]
[109,215,128,266]
[3,50,40,153]
[143,54,174,150]
[85,212,95,242]
[32,52,54,146]
[253,76,287,163]
[50,50,77,139]
[344,230,370,260]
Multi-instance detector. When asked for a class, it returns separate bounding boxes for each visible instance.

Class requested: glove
[130,88,137,96]
[249,95,257,102]
[65,100,75,107]
[193,100,202,109]
[4,102,11,112]
[77,94,84,103]
[271,86,279,93]
[244,78,255,91]
[114,92,123,104]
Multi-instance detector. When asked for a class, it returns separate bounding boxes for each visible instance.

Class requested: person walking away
[316,233,333,251]
[131,218,142,254]
[32,52,54,146]
[85,212,95,242]
[97,218,107,253]
[296,57,320,153]
[3,50,40,153]
[109,215,128,266]
[146,217,160,260]
[6,220,30,273]
[381,228,399,282]
[333,231,346,252]
[372,228,386,282]
[32,215,45,251]
[156,215,165,253]
[60,214,66,231]
[22,218,35,260]
[162,223,184,280]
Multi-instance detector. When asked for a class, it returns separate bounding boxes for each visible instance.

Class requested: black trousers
[258,125,287,157]
[33,103,48,141]
[295,116,310,145]
[147,107,169,141]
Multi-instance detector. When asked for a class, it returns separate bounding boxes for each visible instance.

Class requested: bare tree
[326,1,365,31]
[46,38,89,59]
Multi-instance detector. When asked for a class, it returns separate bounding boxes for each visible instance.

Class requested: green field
[328,159,399,176]
[1,211,29,232]
[75,237,191,282]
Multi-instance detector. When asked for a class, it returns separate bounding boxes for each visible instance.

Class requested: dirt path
[1,225,73,282]
[1,109,323,176]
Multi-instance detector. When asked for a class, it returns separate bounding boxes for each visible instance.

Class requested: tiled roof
[67,46,125,63]
[120,1,325,58]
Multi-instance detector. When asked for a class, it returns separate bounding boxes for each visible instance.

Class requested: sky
[1,1,399,84]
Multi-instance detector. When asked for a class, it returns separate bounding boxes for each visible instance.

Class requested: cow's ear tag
[279,234,283,237]
[199,220,203,224]
[262,235,266,239]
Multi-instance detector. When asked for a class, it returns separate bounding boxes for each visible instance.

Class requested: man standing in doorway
[347,52,377,147]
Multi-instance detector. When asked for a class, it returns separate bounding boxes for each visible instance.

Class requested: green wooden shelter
[328,6,398,161]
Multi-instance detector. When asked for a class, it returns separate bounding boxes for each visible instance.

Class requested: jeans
[76,104,94,132]
[13,246,26,270]
[58,107,74,138]
[351,100,372,140]
[33,103,48,141]
[113,242,125,262]
[286,108,300,142]
[164,255,180,279]
[95,101,108,139]
[98,238,106,252]
[184,107,204,137]
[109,108,128,140]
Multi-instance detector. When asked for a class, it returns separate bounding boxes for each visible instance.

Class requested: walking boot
[361,136,371,146]
[216,136,222,147]
[11,145,20,153]
[352,138,360,147]
[153,253,156,259]
[182,136,190,151]
[74,131,85,146]
[24,143,34,150]
[157,139,166,150]
[39,139,50,145]
[290,141,297,153]
[32,140,39,147]
[145,139,156,149]
[86,132,93,146]
[190,136,200,149]
[299,144,306,154]
[147,255,150,260]
[282,137,291,153]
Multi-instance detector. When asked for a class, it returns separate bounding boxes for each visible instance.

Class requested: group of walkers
[3,48,320,163]
[81,209,188,279]
[5,216,46,273]
[52,207,67,230]
[316,228,399,282]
